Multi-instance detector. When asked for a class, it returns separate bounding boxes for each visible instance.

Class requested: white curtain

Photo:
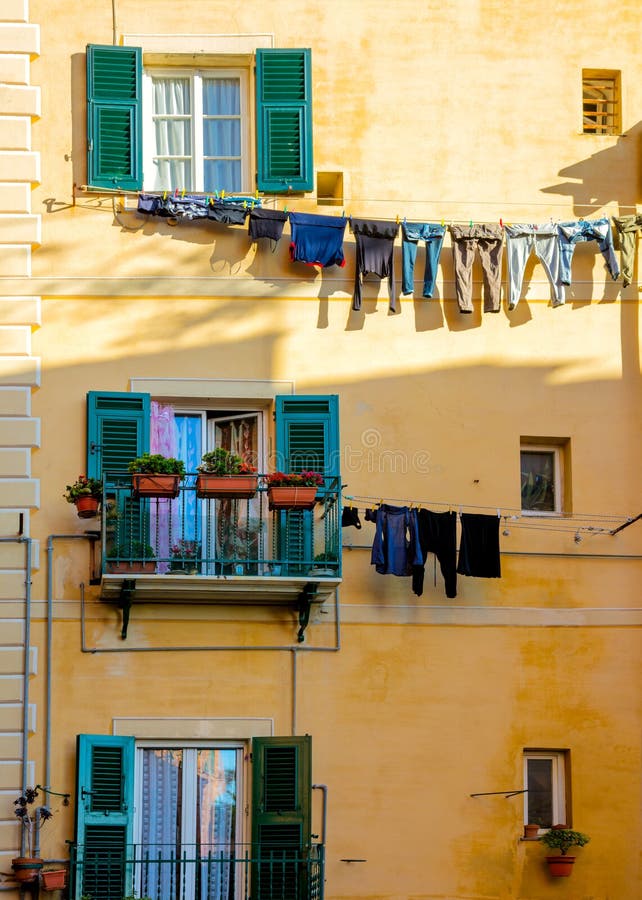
[151,77,191,190]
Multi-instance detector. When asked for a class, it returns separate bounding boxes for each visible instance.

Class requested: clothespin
[255,189,259,200]
[469,219,473,227]
[499,218,503,228]
[181,189,186,199]
[284,205,288,213]
[221,190,226,199]
[174,188,179,198]
[163,191,167,201]
[497,508,501,518]
[396,214,400,224]
[440,218,445,227]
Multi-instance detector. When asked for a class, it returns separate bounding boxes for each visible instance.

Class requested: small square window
[524,750,568,830]
[520,443,563,515]
[582,69,621,135]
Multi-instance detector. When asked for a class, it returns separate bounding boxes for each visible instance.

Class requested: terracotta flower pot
[523,823,540,839]
[106,561,156,574]
[75,495,100,518]
[268,485,318,510]
[11,857,44,883]
[131,473,181,498]
[546,855,575,877]
[196,474,258,499]
[41,869,67,891]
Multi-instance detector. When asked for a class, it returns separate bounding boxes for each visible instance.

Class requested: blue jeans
[557,218,619,286]
[401,222,446,297]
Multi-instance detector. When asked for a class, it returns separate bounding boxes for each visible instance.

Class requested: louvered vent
[258,823,301,848]
[83,825,126,900]
[261,53,305,102]
[95,395,146,412]
[101,419,140,472]
[280,400,330,415]
[96,109,133,177]
[287,422,325,472]
[91,47,138,101]
[90,746,123,811]
[266,110,302,178]
[264,747,297,811]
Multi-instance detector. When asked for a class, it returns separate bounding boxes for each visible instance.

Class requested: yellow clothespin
[181,189,186,199]
[396,214,400,224]
[243,200,247,208]
[163,191,167,201]
[440,218,445,227]
[255,189,259,200]
[221,190,226,199]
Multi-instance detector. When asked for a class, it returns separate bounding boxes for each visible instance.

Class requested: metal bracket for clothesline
[470,789,528,799]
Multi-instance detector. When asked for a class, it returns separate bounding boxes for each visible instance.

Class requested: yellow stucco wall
[0,1,640,898]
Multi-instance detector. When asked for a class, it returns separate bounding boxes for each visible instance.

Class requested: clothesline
[343,492,638,535]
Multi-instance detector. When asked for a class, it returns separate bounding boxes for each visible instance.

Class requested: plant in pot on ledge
[128,453,185,498]
[12,788,52,884]
[266,471,324,510]
[196,448,258,499]
[106,541,156,574]
[63,475,102,518]
[169,539,201,574]
[540,825,590,877]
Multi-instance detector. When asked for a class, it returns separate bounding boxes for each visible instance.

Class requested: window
[86,44,313,193]
[523,750,568,830]
[582,69,621,135]
[144,69,249,193]
[520,441,566,516]
[75,734,314,900]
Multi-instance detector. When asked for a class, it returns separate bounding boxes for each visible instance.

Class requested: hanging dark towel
[351,218,400,312]
[289,212,348,267]
[370,504,423,576]
[341,506,362,529]
[248,207,288,242]
[207,202,248,226]
[412,509,457,598]
[456,513,501,578]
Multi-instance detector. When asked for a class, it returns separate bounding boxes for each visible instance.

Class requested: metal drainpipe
[312,784,328,845]
[45,535,98,798]
[0,535,32,856]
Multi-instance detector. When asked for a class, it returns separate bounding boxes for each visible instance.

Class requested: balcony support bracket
[296,582,319,643]
[119,578,136,639]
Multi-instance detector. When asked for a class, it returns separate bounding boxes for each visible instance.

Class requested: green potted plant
[106,541,156,574]
[169,539,201,574]
[540,825,590,877]
[309,551,339,576]
[63,475,102,518]
[266,471,324,510]
[12,788,52,883]
[196,448,258,499]
[127,453,185,498]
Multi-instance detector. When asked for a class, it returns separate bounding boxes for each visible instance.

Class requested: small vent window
[582,69,621,134]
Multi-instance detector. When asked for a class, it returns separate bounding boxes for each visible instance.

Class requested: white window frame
[142,66,251,193]
[134,740,247,900]
[523,750,567,832]
[520,443,563,517]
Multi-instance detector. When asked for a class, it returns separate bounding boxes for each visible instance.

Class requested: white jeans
[505,224,564,309]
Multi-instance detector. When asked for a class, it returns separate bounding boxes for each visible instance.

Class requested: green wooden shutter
[275,395,339,476]
[86,391,150,484]
[75,734,135,900]
[256,49,313,193]
[251,736,311,900]
[87,44,142,191]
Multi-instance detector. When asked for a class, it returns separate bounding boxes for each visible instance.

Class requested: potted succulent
[169,539,201,574]
[128,453,185,498]
[63,475,102,518]
[106,541,156,574]
[266,471,324,510]
[540,825,590,877]
[196,448,258,499]
[12,788,52,883]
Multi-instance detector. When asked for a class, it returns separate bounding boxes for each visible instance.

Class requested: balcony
[70,843,324,900]
[97,474,342,640]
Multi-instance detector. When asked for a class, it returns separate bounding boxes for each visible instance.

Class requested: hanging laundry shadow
[412,295,445,332]
[541,122,642,216]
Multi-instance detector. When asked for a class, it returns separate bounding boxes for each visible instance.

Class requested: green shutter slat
[87,44,142,190]
[76,735,135,900]
[252,736,311,852]
[256,49,313,192]
[264,746,298,810]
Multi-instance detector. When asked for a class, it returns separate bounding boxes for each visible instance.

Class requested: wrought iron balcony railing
[101,473,342,580]
[70,842,324,900]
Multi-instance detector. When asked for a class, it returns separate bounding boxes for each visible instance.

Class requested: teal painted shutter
[256,49,313,193]
[87,44,142,190]
[75,734,135,900]
[251,736,311,900]
[275,395,339,476]
[274,396,340,573]
[86,391,150,484]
